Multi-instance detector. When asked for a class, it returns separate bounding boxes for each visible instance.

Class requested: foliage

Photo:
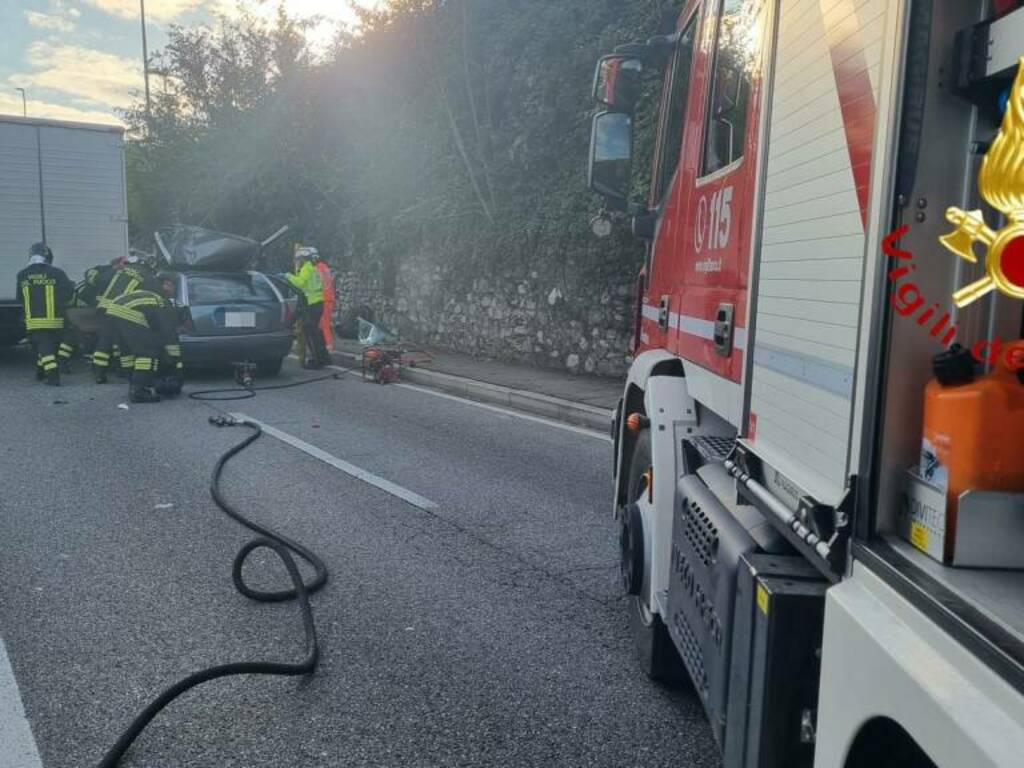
[125,0,681,287]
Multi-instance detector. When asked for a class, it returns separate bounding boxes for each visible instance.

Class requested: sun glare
[276,0,376,25]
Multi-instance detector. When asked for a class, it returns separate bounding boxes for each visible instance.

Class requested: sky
[0,0,373,125]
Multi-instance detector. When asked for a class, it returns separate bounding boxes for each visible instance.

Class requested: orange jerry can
[921,341,1024,561]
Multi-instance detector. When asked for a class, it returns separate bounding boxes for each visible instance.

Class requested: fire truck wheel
[618,502,644,596]
[629,596,687,685]
[622,432,687,685]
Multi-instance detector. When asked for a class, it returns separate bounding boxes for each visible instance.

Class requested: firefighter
[104,277,182,403]
[76,258,120,308]
[287,246,330,369]
[16,242,74,386]
[92,255,154,383]
[38,246,78,372]
[59,257,121,372]
[312,250,335,352]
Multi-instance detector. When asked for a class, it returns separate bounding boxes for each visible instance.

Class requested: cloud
[24,1,82,33]
[82,0,206,23]
[0,92,122,125]
[9,43,140,111]
[24,11,76,33]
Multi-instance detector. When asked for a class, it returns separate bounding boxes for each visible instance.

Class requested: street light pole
[140,0,152,124]
[15,87,26,117]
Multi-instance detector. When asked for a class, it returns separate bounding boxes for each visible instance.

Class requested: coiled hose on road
[187,370,344,401]
[96,413,330,767]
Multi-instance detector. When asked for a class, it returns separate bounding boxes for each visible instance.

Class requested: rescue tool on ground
[587,1,1024,765]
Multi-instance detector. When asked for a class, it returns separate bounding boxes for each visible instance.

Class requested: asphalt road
[0,347,719,768]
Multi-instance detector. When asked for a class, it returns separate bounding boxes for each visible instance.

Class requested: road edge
[330,351,614,433]
[0,638,44,768]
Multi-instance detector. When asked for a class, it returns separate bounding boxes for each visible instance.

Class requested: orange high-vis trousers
[320,299,334,351]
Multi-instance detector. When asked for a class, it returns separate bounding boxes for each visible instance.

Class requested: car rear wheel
[258,357,284,377]
[621,431,688,684]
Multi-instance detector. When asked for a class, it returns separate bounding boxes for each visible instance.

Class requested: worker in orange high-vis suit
[312,249,335,352]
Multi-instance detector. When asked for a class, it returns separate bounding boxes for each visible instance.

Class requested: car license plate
[224,312,256,328]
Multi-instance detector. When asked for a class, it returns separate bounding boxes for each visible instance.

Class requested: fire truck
[588,0,1024,765]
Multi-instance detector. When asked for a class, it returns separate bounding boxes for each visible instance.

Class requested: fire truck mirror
[592,55,643,113]
[631,212,657,241]
[589,111,633,208]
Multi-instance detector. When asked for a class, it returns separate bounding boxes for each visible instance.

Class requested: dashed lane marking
[231,413,439,512]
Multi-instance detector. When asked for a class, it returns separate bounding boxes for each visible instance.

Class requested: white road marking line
[0,638,44,768]
[390,379,612,442]
[231,413,439,512]
[317,362,611,443]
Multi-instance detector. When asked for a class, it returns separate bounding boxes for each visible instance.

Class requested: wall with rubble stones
[335,253,636,378]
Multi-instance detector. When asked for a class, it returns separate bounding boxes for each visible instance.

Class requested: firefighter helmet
[29,242,53,263]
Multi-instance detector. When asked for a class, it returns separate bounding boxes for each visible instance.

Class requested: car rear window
[187,274,277,304]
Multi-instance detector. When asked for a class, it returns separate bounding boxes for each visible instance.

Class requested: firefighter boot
[39,353,59,386]
[58,342,74,374]
[117,356,134,379]
[92,350,110,383]
[129,385,160,403]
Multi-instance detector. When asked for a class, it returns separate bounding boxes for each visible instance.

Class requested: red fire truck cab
[589,0,1024,766]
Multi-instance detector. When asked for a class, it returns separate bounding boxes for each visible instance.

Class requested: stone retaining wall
[335,252,635,377]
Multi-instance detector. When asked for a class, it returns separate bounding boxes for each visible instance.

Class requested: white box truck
[0,115,128,345]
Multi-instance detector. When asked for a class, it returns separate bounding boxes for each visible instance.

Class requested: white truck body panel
[816,562,1024,768]
[745,0,895,507]
[0,122,46,288]
[0,116,127,300]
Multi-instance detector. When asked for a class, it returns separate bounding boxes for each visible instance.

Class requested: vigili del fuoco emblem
[941,57,1024,307]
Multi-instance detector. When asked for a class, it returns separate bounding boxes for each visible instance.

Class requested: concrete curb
[332,351,614,433]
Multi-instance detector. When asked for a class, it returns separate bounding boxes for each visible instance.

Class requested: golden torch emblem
[941,58,1024,308]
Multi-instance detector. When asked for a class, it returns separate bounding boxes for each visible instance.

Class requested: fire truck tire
[622,432,687,684]
[629,596,687,684]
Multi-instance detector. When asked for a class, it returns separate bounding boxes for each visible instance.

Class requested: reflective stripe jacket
[16,264,74,331]
[286,262,324,305]
[76,264,115,307]
[105,290,175,336]
[98,264,153,308]
[107,290,182,368]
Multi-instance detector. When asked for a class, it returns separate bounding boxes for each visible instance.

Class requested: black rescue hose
[188,371,344,401]
[96,416,328,767]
